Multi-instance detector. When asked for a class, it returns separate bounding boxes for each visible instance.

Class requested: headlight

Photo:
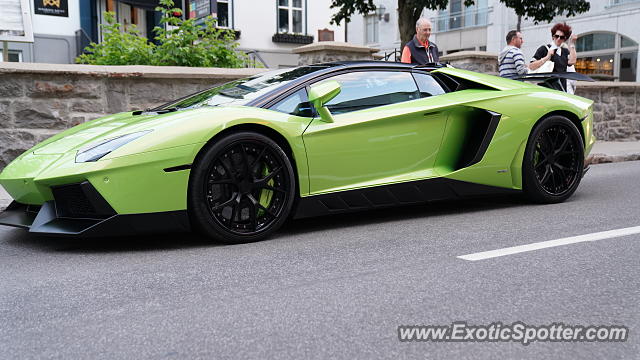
[75,130,152,163]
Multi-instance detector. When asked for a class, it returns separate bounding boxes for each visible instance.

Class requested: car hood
[31,110,187,155]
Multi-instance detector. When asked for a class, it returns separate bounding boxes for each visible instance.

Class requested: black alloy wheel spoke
[247,194,277,218]
[239,144,251,176]
[550,168,558,189]
[255,166,282,186]
[554,134,570,156]
[245,194,259,231]
[211,195,237,212]
[539,165,552,185]
[230,196,242,225]
[250,146,267,169]
[553,163,567,180]
[262,185,285,193]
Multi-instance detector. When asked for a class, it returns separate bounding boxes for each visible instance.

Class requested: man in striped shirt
[498,30,528,78]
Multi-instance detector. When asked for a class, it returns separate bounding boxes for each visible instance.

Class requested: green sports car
[0,62,595,243]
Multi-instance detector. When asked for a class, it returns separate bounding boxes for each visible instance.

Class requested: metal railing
[384,49,401,62]
[75,29,93,57]
[244,50,268,68]
[431,7,492,33]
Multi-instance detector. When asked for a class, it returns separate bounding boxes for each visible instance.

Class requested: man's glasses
[553,34,567,40]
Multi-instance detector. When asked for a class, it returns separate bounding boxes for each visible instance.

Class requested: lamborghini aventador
[0,61,596,243]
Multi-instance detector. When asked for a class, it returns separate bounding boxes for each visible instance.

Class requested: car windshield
[160,65,333,110]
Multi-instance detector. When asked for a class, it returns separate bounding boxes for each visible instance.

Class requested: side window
[269,88,314,117]
[317,71,420,114]
[412,72,447,97]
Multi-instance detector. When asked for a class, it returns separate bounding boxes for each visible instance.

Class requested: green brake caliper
[257,165,274,217]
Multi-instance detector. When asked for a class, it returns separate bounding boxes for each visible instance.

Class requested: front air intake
[51,181,116,219]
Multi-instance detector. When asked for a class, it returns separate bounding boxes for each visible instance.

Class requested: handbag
[529,45,555,74]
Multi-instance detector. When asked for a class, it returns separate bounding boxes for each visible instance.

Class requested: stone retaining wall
[575,83,640,141]
[0,63,266,169]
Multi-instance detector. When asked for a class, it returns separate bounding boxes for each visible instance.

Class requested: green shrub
[76,0,247,68]
[76,11,154,65]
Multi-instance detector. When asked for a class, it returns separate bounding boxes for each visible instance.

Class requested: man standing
[401,18,439,64]
[498,30,528,78]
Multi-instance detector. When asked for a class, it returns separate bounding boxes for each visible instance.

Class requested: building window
[365,14,379,44]
[217,0,232,28]
[278,0,304,34]
[8,50,22,62]
[575,32,638,81]
[434,0,489,33]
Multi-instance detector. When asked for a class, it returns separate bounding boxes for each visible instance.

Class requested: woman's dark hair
[551,23,572,38]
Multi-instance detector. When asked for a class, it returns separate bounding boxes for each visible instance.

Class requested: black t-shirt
[532,44,570,73]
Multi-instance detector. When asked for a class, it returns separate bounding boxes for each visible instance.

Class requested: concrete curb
[588,153,640,164]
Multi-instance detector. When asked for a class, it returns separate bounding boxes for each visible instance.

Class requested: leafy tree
[77,0,247,68]
[507,0,591,31]
[330,0,590,49]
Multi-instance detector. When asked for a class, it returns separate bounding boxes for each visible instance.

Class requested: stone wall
[293,41,379,65]
[0,63,265,169]
[440,51,499,75]
[575,83,640,141]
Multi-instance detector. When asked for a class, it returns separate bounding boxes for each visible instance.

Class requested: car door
[302,70,451,195]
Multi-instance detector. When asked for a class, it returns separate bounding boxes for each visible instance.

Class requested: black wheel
[188,132,296,244]
[523,115,584,203]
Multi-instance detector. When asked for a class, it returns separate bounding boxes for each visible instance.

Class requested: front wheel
[188,132,296,244]
[522,115,584,204]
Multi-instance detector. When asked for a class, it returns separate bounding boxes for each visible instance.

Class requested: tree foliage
[330,0,590,50]
[77,0,247,68]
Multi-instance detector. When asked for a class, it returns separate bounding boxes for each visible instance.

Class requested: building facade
[4,0,345,68]
[349,0,640,81]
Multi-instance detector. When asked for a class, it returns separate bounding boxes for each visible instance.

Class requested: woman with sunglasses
[529,22,578,91]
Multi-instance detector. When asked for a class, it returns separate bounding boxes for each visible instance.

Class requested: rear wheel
[523,115,584,203]
[188,132,296,244]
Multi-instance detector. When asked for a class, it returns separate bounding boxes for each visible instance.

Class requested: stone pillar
[293,41,379,65]
[439,51,499,75]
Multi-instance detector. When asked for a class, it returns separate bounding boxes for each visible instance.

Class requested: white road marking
[458,225,640,261]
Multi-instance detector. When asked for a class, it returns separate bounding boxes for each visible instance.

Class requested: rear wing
[513,72,594,92]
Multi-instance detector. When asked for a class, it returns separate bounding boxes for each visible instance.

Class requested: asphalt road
[1,161,639,359]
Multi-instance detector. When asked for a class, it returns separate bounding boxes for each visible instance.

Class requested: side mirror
[308,80,341,123]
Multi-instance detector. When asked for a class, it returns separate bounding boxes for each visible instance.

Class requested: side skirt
[293,178,519,219]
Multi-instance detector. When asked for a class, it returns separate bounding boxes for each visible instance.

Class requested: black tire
[523,115,584,204]
[188,132,296,244]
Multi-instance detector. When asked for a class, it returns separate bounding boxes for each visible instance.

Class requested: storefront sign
[34,0,68,17]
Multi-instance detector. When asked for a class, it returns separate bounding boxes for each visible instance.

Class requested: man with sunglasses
[529,22,578,91]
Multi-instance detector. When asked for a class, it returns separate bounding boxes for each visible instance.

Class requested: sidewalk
[0,141,639,211]
[588,141,640,164]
